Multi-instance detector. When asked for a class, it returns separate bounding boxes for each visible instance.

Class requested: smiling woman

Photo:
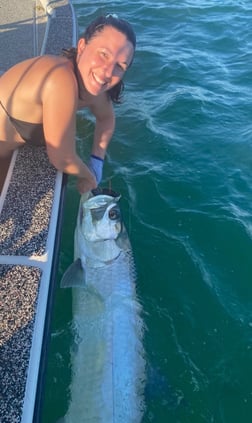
[76,27,133,97]
[0,15,136,194]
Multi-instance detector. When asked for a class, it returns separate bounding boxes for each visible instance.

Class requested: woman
[0,15,136,193]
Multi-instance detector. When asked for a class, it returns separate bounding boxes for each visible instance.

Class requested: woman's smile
[92,71,107,87]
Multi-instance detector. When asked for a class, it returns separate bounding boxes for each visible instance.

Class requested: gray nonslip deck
[0,1,77,422]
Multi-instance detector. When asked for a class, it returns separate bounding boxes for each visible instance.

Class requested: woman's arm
[88,97,115,184]
[42,64,97,192]
[91,98,115,159]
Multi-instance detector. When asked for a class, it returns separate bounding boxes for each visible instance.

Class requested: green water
[41,1,252,422]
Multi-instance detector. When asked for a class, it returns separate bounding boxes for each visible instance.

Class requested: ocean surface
[41,1,252,422]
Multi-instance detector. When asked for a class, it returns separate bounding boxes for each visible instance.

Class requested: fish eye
[109,206,120,220]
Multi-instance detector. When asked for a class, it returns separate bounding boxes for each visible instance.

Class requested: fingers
[77,175,97,194]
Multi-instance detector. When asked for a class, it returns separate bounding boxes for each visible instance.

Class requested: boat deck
[0,1,77,422]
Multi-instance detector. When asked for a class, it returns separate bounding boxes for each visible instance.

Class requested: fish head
[80,191,122,242]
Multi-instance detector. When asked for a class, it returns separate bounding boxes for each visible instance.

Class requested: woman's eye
[116,63,126,72]
[100,51,108,59]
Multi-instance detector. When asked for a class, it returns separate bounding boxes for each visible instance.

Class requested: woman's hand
[88,154,104,184]
[77,174,97,194]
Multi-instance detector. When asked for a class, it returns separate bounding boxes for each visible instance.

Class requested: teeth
[93,72,105,85]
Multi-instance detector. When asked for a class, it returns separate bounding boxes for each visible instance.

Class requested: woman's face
[77,25,134,96]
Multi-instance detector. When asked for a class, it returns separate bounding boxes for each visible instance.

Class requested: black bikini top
[10,116,45,146]
[0,100,45,146]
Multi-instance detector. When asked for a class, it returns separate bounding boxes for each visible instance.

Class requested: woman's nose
[103,62,115,80]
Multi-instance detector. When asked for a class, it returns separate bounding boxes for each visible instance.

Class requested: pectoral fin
[116,225,131,251]
[60,258,86,288]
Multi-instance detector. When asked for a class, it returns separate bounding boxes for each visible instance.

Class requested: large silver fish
[60,188,146,423]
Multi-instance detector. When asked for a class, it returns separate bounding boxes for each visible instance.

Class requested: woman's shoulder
[4,55,73,80]
[26,55,77,90]
[0,54,78,102]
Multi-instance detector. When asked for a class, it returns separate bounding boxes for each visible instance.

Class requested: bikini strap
[0,100,11,117]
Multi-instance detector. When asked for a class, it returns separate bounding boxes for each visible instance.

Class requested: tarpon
[59,188,146,423]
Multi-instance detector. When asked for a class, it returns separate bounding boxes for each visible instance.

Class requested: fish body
[60,189,145,423]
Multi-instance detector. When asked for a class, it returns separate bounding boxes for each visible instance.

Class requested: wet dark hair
[83,15,136,51]
[62,15,136,104]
